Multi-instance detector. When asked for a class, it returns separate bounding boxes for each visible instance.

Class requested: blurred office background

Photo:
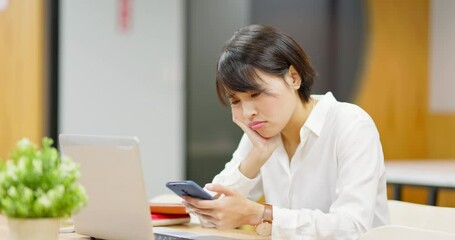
[1,0,454,205]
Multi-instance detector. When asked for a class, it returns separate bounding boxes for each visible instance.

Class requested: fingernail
[205,183,213,190]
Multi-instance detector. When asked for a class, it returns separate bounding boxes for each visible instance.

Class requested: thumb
[205,183,237,197]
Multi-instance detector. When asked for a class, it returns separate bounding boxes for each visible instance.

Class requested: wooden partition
[357,0,429,160]
[357,0,455,206]
[0,0,45,159]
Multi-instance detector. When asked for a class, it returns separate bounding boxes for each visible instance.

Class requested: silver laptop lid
[59,134,153,240]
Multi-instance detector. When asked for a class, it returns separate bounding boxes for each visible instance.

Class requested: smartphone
[166,180,214,200]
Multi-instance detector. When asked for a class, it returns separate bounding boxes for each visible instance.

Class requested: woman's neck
[281,97,314,144]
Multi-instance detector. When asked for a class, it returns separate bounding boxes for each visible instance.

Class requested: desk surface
[0,215,268,240]
[385,160,455,188]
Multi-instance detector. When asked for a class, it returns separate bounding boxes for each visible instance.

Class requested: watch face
[256,222,272,236]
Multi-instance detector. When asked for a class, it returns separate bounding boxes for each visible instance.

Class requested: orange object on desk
[150,203,190,226]
[150,203,187,214]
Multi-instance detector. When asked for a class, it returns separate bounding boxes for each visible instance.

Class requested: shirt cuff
[272,206,316,239]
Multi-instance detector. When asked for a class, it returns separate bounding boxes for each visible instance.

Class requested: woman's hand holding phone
[182,184,263,229]
[166,181,219,227]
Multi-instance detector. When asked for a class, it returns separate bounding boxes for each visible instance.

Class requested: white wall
[60,0,184,198]
[430,0,455,113]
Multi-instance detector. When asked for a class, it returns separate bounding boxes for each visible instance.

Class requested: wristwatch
[256,203,273,236]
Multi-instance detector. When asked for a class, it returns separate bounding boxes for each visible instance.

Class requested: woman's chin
[256,129,279,139]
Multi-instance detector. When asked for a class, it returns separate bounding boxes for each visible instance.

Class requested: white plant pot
[7,217,60,240]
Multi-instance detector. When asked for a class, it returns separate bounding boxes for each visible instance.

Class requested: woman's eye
[230,99,240,105]
[251,92,261,98]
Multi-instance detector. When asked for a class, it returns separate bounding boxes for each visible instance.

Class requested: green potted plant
[0,137,87,240]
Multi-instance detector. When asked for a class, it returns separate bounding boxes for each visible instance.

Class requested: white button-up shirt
[211,92,390,239]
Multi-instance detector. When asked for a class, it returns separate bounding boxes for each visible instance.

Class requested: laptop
[59,134,238,240]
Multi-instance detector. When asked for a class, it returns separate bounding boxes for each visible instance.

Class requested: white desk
[385,160,455,205]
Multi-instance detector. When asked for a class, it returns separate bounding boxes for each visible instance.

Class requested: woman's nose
[242,101,257,119]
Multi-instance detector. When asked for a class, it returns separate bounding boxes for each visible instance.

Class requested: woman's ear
[288,65,302,89]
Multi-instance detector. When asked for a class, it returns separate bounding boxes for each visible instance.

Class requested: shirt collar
[301,92,337,137]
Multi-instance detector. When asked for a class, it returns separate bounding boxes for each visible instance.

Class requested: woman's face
[228,69,301,138]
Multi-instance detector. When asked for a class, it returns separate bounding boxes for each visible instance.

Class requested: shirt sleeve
[209,134,264,201]
[272,121,388,239]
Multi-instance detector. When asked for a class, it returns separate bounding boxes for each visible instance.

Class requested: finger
[198,214,219,227]
[198,214,232,230]
[192,208,215,217]
[183,202,197,211]
[191,210,217,223]
[182,201,198,213]
[184,197,218,210]
[185,207,195,214]
[213,192,223,199]
[181,196,191,206]
[205,184,237,196]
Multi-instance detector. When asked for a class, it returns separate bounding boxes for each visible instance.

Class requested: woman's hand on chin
[232,115,280,159]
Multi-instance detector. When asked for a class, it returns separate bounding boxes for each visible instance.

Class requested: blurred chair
[360,225,455,240]
[388,200,455,234]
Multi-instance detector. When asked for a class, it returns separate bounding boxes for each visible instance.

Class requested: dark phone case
[166,180,214,200]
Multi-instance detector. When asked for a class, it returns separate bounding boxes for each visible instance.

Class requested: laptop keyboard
[154,233,191,240]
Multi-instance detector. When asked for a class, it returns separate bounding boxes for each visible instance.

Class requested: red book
[150,203,190,226]
[151,213,190,226]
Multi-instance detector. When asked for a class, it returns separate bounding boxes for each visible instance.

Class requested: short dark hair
[216,24,316,105]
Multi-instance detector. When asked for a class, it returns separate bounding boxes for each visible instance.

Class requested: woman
[183,24,389,239]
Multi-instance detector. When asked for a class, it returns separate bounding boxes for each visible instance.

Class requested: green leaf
[0,137,88,218]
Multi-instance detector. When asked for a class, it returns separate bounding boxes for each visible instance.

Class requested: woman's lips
[248,121,266,130]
